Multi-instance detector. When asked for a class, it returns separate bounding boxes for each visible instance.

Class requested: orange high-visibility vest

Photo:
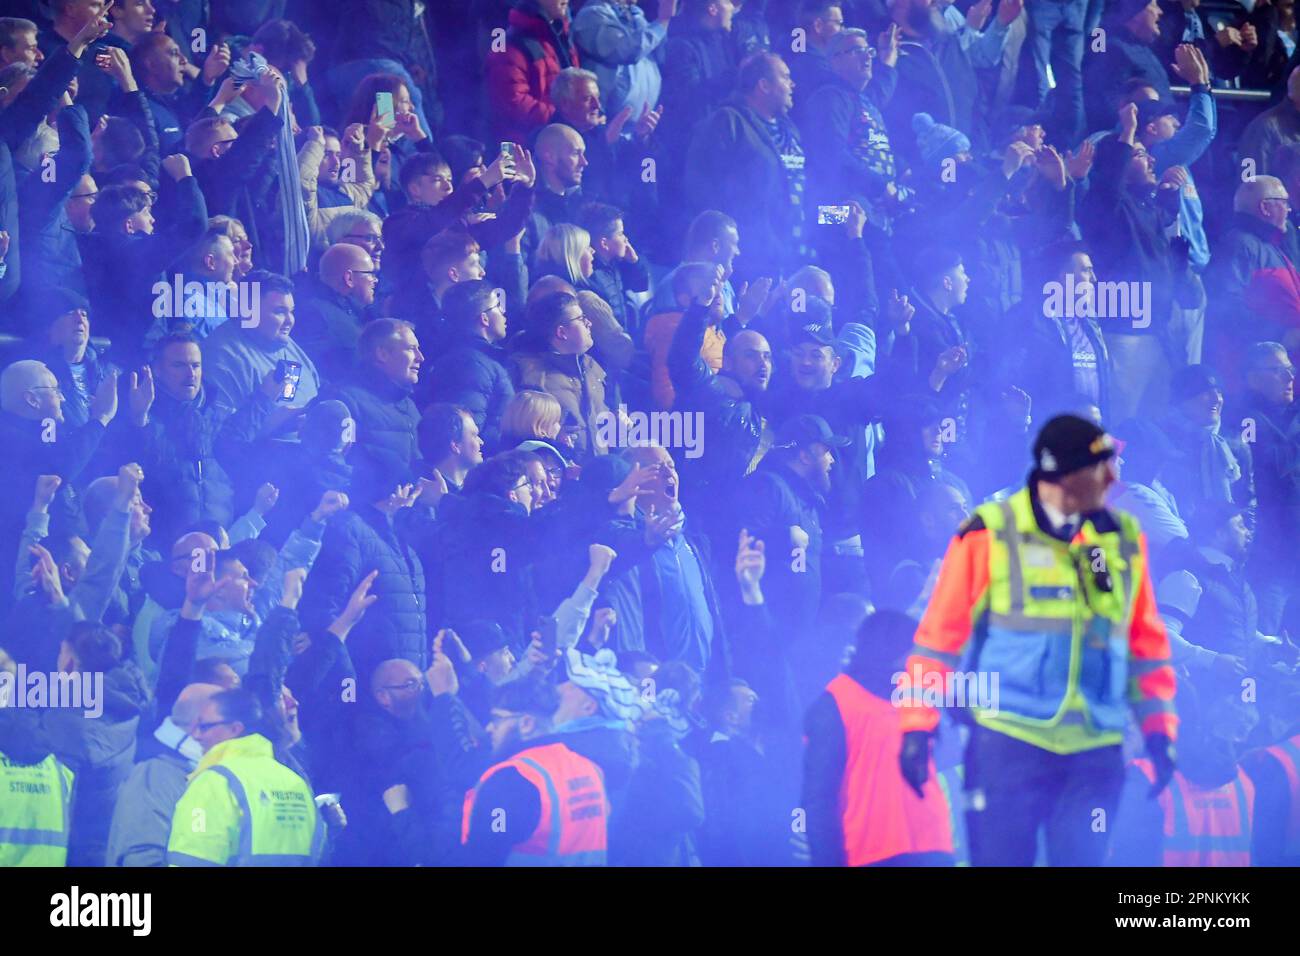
[826,673,953,866]
[1261,735,1300,860]
[1132,760,1254,866]
[462,741,608,866]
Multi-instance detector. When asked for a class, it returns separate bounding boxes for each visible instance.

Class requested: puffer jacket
[37,661,152,867]
[299,506,427,676]
[428,331,516,446]
[321,367,424,481]
[486,3,580,145]
[510,348,610,460]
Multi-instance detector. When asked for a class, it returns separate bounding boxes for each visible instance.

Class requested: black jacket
[425,490,541,642]
[113,386,271,550]
[299,505,428,677]
[293,275,370,382]
[321,368,424,481]
[685,100,805,280]
[427,332,516,445]
[78,175,208,357]
[667,302,766,514]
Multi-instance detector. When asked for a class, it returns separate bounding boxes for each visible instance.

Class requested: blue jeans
[1026,0,1086,146]
[326,58,433,139]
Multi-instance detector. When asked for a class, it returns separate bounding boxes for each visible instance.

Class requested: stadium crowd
[0,0,1298,867]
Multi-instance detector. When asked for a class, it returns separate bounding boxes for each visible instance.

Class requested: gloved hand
[1144,733,1176,798]
[899,730,932,798]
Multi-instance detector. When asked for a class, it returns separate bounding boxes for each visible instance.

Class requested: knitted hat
[1032,414,1116,480]
[1111,0,1155,25]
[912,112,971,170]
[36,288,90,328]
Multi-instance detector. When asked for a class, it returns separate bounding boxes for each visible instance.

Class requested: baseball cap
[774,413,850,450]
[793,321,835,347]
[1032,414,1116,480]
[458,620,510,662]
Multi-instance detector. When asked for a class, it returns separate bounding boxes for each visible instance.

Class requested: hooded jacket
[37,661,152,866]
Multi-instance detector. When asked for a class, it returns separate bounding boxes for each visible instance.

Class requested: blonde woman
[499,388,564,450]
[533,223,596,288]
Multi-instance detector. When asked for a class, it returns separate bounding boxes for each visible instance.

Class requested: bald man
[130,530,219,683]
[106,682,224,866]
[295,243,380,379]
[0,359,116,572]
[528,124,589,257]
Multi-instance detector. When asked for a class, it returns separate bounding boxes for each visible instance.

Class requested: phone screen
[277,360,302,402]
[375,91,395,129]
[817,205,850,225]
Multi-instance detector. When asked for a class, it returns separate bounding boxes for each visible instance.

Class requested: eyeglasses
[346,233,384,248]
[1260,364,1297,379]
[194,718,235,733]
[1263,197,1293,209]
[510,479,532,493]
[70,191,97,201]
[29,385,64,397]
[350,268,380,278]
[834,45,875,59]
[380,677,424,693]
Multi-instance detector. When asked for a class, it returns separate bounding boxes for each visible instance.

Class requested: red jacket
[486,7,580,146]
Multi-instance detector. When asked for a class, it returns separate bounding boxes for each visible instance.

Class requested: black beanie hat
[1032,414,1116,481]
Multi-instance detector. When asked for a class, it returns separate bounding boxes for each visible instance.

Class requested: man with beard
[885,0,1020,164]
[461,677,610,866]
[732,414,846,641]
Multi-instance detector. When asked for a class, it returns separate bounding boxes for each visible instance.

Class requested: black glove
[1144,732,1176,798]
[899,730,931,798]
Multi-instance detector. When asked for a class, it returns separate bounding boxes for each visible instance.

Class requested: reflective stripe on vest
[169,764,321,867]
[826,674,952,866]
[1132,760,1254,866]
[462,742,609,866]
[0,752,74,867]
[934,765,969,867]
[972,489,1144,731]
[1263,736,1300,858]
